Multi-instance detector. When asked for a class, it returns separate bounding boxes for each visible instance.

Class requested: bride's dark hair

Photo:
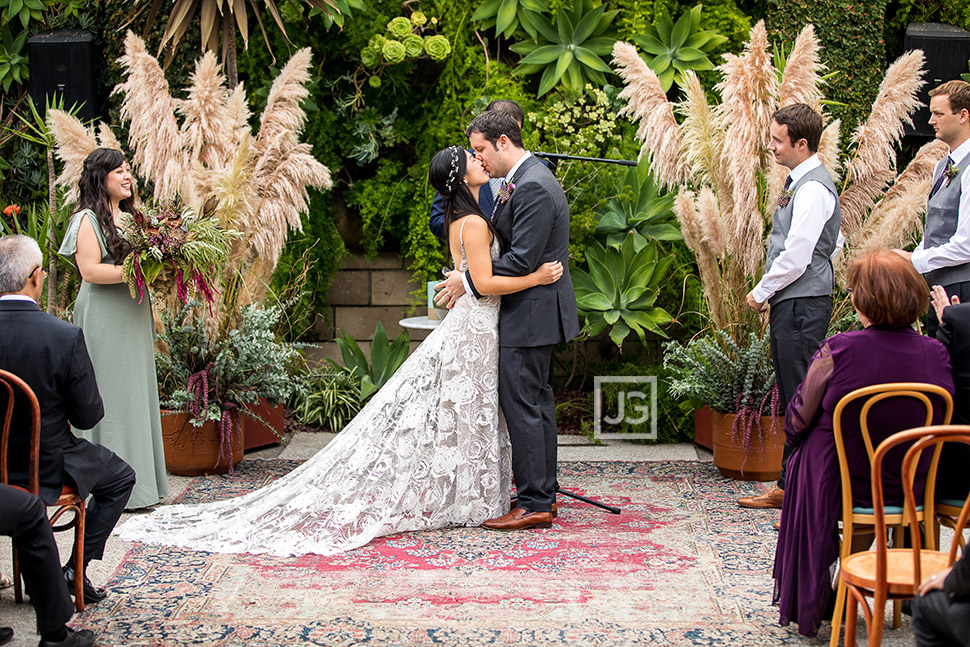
[78,148,134,263]
[429,145,502,248]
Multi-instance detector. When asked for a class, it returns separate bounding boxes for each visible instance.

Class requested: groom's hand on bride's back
[434,270,466,309]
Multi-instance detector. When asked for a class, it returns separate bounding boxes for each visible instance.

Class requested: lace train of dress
[119,249,511,556]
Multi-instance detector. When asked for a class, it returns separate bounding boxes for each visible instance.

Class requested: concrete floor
[0,433,935,647]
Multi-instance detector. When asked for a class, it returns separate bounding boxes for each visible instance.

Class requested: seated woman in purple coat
[772,250,955,637]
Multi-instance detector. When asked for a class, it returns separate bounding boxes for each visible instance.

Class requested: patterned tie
[784,175,792,190]
[930,157,953,198]
[490,180,508,221]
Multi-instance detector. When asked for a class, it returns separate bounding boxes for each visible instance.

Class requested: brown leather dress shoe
[773,520,781,531]
[737,486,784,509]
[482,507,553,531]
[510,500,558,517]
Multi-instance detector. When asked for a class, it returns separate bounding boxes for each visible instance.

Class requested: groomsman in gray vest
[894,80,970,337]
[737,103,843,511]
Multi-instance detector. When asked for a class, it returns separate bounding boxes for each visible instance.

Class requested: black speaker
[904,23,970,138]
[27,29,99,122]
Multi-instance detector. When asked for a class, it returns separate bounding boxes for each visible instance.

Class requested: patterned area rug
[79,460,816,646]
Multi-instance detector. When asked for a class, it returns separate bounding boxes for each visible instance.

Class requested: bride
[118,145,563,556]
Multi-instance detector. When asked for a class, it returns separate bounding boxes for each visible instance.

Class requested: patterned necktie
[490,180,508,221]
[930,157,953,198]
[784,175,792,190]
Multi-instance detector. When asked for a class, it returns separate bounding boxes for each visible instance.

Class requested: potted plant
[664,329,783,480]
[156,301,302,475]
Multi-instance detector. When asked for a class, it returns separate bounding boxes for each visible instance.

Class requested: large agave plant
[471,0,549,40]
[594,153,682,249]
[631,5,727,92]
[572,233,673,348]
[510,0,618,97]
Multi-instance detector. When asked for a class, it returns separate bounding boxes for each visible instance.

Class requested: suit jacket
[0,299,104,503]
[944,545,970,601]
[468,154,580,347]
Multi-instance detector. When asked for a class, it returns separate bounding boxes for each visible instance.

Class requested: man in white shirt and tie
[895,80,970,337]
[737,103,843,511]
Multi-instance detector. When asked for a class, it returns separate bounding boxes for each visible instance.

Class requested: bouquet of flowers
[121,199,238,305]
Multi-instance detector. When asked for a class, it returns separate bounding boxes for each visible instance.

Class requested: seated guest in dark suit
[0,235,136,604]
[772,250,955,637]
[931,285,970,501]
[913,547,970,647]
[0,484,95,647]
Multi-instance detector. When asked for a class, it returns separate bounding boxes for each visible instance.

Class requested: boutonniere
[497,182,516,205]
[777,188,794,208]
[944,164,960,187]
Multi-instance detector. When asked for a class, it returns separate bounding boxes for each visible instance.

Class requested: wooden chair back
[0,368,86,612]
[829,382,953,647]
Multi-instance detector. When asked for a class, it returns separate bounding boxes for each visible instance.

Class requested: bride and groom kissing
[119,110,578,555]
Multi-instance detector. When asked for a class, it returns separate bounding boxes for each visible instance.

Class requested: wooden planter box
[244,399,284,451]
[161,410,244,476]
[711,411,784,481]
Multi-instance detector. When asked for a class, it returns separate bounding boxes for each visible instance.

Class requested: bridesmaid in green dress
[58,148,168,509]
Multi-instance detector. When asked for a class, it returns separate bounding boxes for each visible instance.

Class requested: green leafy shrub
[510,0,619,96]
[332,321,409,402]
[291,365,362,432]
[572,233,674,348]
[663,328,778,417]
[594,154,681,249]
[471,0,549,39]
[631,5,727,92]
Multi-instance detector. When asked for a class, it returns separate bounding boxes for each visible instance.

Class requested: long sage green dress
[59,210,168,509]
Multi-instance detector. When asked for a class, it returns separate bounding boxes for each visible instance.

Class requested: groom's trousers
[499,344,557,513]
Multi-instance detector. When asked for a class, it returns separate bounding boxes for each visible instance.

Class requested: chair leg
[12,545,22,604]
[844,589,858,647]
[870,592,886,647]
[73,501,85,613]
[892,599,901,629]
[830,579,847,647]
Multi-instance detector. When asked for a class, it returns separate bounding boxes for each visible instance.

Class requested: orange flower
[2,204,20,217]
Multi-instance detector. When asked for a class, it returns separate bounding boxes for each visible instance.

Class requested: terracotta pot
[693,406,714,450]
[160,410,244,476]
[711,411,784,481]
[244,399,284,451]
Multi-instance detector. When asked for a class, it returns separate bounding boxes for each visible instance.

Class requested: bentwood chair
[838,425,970,647]
[0,369,87,612]
[829,383,953,647]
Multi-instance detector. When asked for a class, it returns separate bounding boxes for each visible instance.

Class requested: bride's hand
[534,261,563,285]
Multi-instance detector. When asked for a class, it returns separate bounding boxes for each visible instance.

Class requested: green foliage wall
[767,0,889,133]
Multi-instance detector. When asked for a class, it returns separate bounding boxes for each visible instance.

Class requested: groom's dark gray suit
[466,154,579,512]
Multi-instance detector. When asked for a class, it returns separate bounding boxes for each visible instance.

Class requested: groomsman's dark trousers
[0,484,75,635]
[769,295,832,491]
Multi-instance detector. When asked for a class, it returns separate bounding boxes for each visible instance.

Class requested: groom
[437,111,579,530]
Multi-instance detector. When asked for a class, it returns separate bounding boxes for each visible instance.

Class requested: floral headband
[442,145,462,196]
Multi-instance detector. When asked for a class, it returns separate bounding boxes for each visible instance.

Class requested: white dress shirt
[752,154,841,304]
[0,294,37,303]
[912,136,970,274]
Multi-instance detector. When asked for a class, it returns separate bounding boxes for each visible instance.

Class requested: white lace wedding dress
[119,231,511,556]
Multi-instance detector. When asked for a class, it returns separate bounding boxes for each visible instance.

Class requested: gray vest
[923,151,970,287]
[765,164,842,305]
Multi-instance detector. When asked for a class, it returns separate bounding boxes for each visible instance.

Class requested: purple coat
[772,326,954,636]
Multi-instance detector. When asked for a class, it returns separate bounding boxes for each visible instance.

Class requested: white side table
[398,316,441,331]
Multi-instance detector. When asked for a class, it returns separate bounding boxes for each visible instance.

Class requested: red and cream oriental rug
[77,460,820,646]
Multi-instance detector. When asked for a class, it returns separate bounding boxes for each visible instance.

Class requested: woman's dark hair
[78,148,134,263]
[847,250,928,327]
[429,145,503,249]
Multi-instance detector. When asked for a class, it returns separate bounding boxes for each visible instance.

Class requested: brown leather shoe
[773,520,781,531]
[737,486,784,509]
[511,500,558,517]
[482,507,553,531]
